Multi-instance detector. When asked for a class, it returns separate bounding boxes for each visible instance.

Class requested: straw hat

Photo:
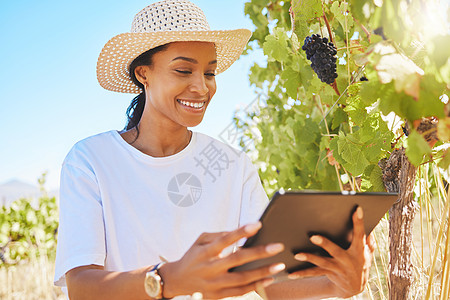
[96,0,252,94]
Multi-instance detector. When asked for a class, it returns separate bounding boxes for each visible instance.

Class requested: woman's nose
[190,73,209,95]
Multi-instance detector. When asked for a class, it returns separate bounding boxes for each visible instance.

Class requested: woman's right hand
[159,222,285,299]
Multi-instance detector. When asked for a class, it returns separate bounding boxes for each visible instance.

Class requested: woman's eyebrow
[172,56,217,65]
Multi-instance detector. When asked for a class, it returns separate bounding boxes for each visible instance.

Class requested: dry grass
[0,254,65,300]
[363,163,450,300]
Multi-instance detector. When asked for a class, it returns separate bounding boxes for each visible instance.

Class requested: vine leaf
[437,117,450,142]
[370,42,424,99]
[362,164,385,192]
[291,0,322,42]
[336,132,369,175]
[405,130,432,166]
[263,28,290,63]
[281,67,302,99]
[330,1,354,33]
[332,108,348,130]
[438,149,450,170]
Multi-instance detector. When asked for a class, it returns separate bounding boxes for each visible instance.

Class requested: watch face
[145,273,161,297]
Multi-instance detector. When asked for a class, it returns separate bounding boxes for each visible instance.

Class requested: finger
[367,233,375,253]
[309,235,346,260]
[294,252,341,274]
[363,242,375,271]
[346,230,353,244]
[217,262,285,288]
[212,278,274,299]
[196,232,228,246]
[206,223,262,257]
[218,243,284,270]
[288,266,331,279]
[350,206,366,249]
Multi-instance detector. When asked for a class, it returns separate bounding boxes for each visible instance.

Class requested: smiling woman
[53,1,375,300]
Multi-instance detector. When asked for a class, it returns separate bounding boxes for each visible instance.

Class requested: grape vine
[239,0,449,196]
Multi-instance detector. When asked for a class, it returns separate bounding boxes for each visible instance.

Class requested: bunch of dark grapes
[302,34,338,84]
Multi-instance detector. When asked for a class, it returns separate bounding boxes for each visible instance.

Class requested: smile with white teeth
[177,99,206,109]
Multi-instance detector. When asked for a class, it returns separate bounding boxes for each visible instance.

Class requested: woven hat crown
[131,0,210,33]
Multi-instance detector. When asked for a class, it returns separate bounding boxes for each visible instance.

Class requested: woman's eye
[175,70,191,74]
[205,72,216,77]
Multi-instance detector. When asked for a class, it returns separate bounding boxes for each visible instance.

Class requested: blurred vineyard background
[0,174,65,299]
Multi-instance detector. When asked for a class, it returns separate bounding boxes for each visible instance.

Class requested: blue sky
[0,0,263,190]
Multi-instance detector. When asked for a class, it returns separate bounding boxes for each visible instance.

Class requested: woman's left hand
[288,206,375,298]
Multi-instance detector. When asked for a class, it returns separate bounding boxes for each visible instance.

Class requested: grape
[302,34,338,84]
[374,27,387,40]
[360,76,368,81]
[402,125,409,136]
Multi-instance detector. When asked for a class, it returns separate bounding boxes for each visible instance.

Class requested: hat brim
[96,29,252,94]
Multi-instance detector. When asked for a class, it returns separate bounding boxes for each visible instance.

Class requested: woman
[54,1,374,299]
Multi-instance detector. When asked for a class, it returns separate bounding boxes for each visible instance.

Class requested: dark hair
[125,44,169,133]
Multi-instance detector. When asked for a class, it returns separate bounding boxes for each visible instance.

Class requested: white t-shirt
[54,130,269,299]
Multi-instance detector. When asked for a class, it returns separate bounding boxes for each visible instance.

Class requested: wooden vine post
[382,148,418,299]
[381,120,437,299]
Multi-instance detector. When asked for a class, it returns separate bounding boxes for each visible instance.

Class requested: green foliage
[239,0,449,193]
[0,177,58,267]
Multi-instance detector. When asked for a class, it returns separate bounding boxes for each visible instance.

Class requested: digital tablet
[231,190,398,281]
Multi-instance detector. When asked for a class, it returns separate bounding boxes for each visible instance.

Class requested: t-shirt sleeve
[54,154,106,287]
[239,155,269,228]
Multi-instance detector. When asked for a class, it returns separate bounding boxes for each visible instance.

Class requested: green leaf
[438,149,450,170]
[405,130,432,166]
[349,0,372,21]
[417,74,446,119]
[344,95,366,126]
[281,67,301,99]
[320,136,330,151]
[329,136,345,165]
[295,118,320,145]
[337,132,370,175]
[330,1,354,34]
[437,117,450,142]
[371,42,424,99]
[332,108,348,130]
[291,0,322,42]
[369,164,386,192]
[428,35,450,70]
[361,164,385,192]
[363,139,385,163]
[359,77,395,107]
[263,28,290,63]
[284,117,296,140]
[370,0,407,43]
[304,148,320,173]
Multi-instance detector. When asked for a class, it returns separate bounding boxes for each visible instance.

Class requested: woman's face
[140,41,217,128]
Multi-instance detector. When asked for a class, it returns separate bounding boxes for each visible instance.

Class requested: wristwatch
[144,262,166,299]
